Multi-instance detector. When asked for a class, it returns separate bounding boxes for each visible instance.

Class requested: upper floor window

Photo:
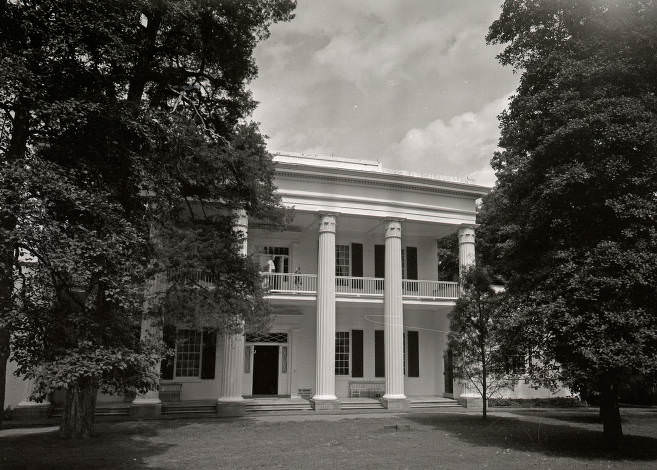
[261,246,289,273]
[335,245,350,277]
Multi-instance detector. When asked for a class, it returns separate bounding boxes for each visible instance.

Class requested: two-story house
[10,152,566,418]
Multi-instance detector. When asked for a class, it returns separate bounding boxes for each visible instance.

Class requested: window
[175,329,203,377]
[335,331,350,375]
[335,245,350,277]
[260,246,290,273]
[281,346,288,373]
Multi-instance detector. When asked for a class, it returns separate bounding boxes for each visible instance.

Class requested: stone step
[245,405,312,412]
[341,403,384,410]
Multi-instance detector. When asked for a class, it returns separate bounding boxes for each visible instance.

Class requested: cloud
[389,93,512,186]
[249,1,518,184]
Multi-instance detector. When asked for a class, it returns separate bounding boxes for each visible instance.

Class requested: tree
[0,0,295,437]
[448,267,517,419]
[436,233,459,282]
[483,0,657,447]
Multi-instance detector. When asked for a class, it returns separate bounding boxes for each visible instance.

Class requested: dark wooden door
[253,345,279,395]
[444,349,454,394]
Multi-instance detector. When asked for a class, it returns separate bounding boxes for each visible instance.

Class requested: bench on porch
[159,382,182,402]
[348,381,385,398]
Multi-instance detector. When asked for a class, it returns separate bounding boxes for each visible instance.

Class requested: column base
[13,402,51,420]
[130,398,162,418]
[382,396,409,411]
[311,398,341,411]
[216,399,246,417]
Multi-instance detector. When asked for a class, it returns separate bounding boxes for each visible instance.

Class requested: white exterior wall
[4,360,25,408]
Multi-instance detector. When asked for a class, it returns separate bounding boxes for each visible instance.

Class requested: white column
[313,214,337,402]
[218,331,245,401]
[132,317,162,406]
[218,209,248,402]
[457,225,476,278]
[383,220,406,401]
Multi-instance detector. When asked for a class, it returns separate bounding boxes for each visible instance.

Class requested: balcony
[261,273,459,302]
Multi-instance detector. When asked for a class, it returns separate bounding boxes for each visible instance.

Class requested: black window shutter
[406,247,418,280]
[200,328,217,379]
[375,245,385,278]
[352,330,364,378]
[160,324,176,380]
[408,331,419,377]
[375,330,385,377]
[351,243,363,277]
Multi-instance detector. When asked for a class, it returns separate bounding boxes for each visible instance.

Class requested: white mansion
[5,152,567,418]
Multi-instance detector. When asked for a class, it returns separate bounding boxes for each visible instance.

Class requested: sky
[249,0,518,187]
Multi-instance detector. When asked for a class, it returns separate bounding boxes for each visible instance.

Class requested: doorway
[443,349,454,395]
[252,345,279,395]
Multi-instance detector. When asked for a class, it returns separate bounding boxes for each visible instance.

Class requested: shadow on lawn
[0,417,250,470]
[406,413,657,461]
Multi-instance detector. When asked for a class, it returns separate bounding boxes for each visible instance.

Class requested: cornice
[277,189,476,217]
[275,166,490,199]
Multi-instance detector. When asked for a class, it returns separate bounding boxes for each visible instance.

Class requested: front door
[252,345,279,395]
[443,349,454,395]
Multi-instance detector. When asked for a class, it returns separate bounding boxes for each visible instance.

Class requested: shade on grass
[1,409,656,469]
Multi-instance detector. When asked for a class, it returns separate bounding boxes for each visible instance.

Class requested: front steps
[244,398,313,414]
[38,396,462,423]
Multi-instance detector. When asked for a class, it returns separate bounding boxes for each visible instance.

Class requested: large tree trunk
[60,383,98,439]
[600,377,623,449]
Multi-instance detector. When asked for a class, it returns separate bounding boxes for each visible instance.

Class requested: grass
[1,408,656,469]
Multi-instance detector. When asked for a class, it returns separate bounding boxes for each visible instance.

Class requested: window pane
[335,331,350,375]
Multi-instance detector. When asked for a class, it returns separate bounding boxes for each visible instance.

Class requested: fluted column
[383,220,406,407]
[217,210,248,406]
[312,214,338,407]
[218,331,245,401]
[457,225,476,279]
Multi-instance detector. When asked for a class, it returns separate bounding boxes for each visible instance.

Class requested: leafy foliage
[482,0,657,445]
[448,267,518,418]
[0,0,295,437]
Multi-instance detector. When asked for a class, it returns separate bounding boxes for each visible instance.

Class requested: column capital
[384,219,402,239]
[318,214,336,233]
[457,224,477,244]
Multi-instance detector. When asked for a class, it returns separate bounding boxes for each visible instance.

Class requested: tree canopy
[482,0,657,447]
[0,0,295,437]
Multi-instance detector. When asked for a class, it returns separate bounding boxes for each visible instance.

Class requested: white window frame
[174,329,204,380]
[335,244,351,277]
[260,246,290,273]
[335,331,350,376]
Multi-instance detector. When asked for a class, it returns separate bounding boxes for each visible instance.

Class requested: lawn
[1,408,657,469]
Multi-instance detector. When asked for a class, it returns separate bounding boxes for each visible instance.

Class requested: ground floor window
[175,329,203,377]
[335,331,350,375]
